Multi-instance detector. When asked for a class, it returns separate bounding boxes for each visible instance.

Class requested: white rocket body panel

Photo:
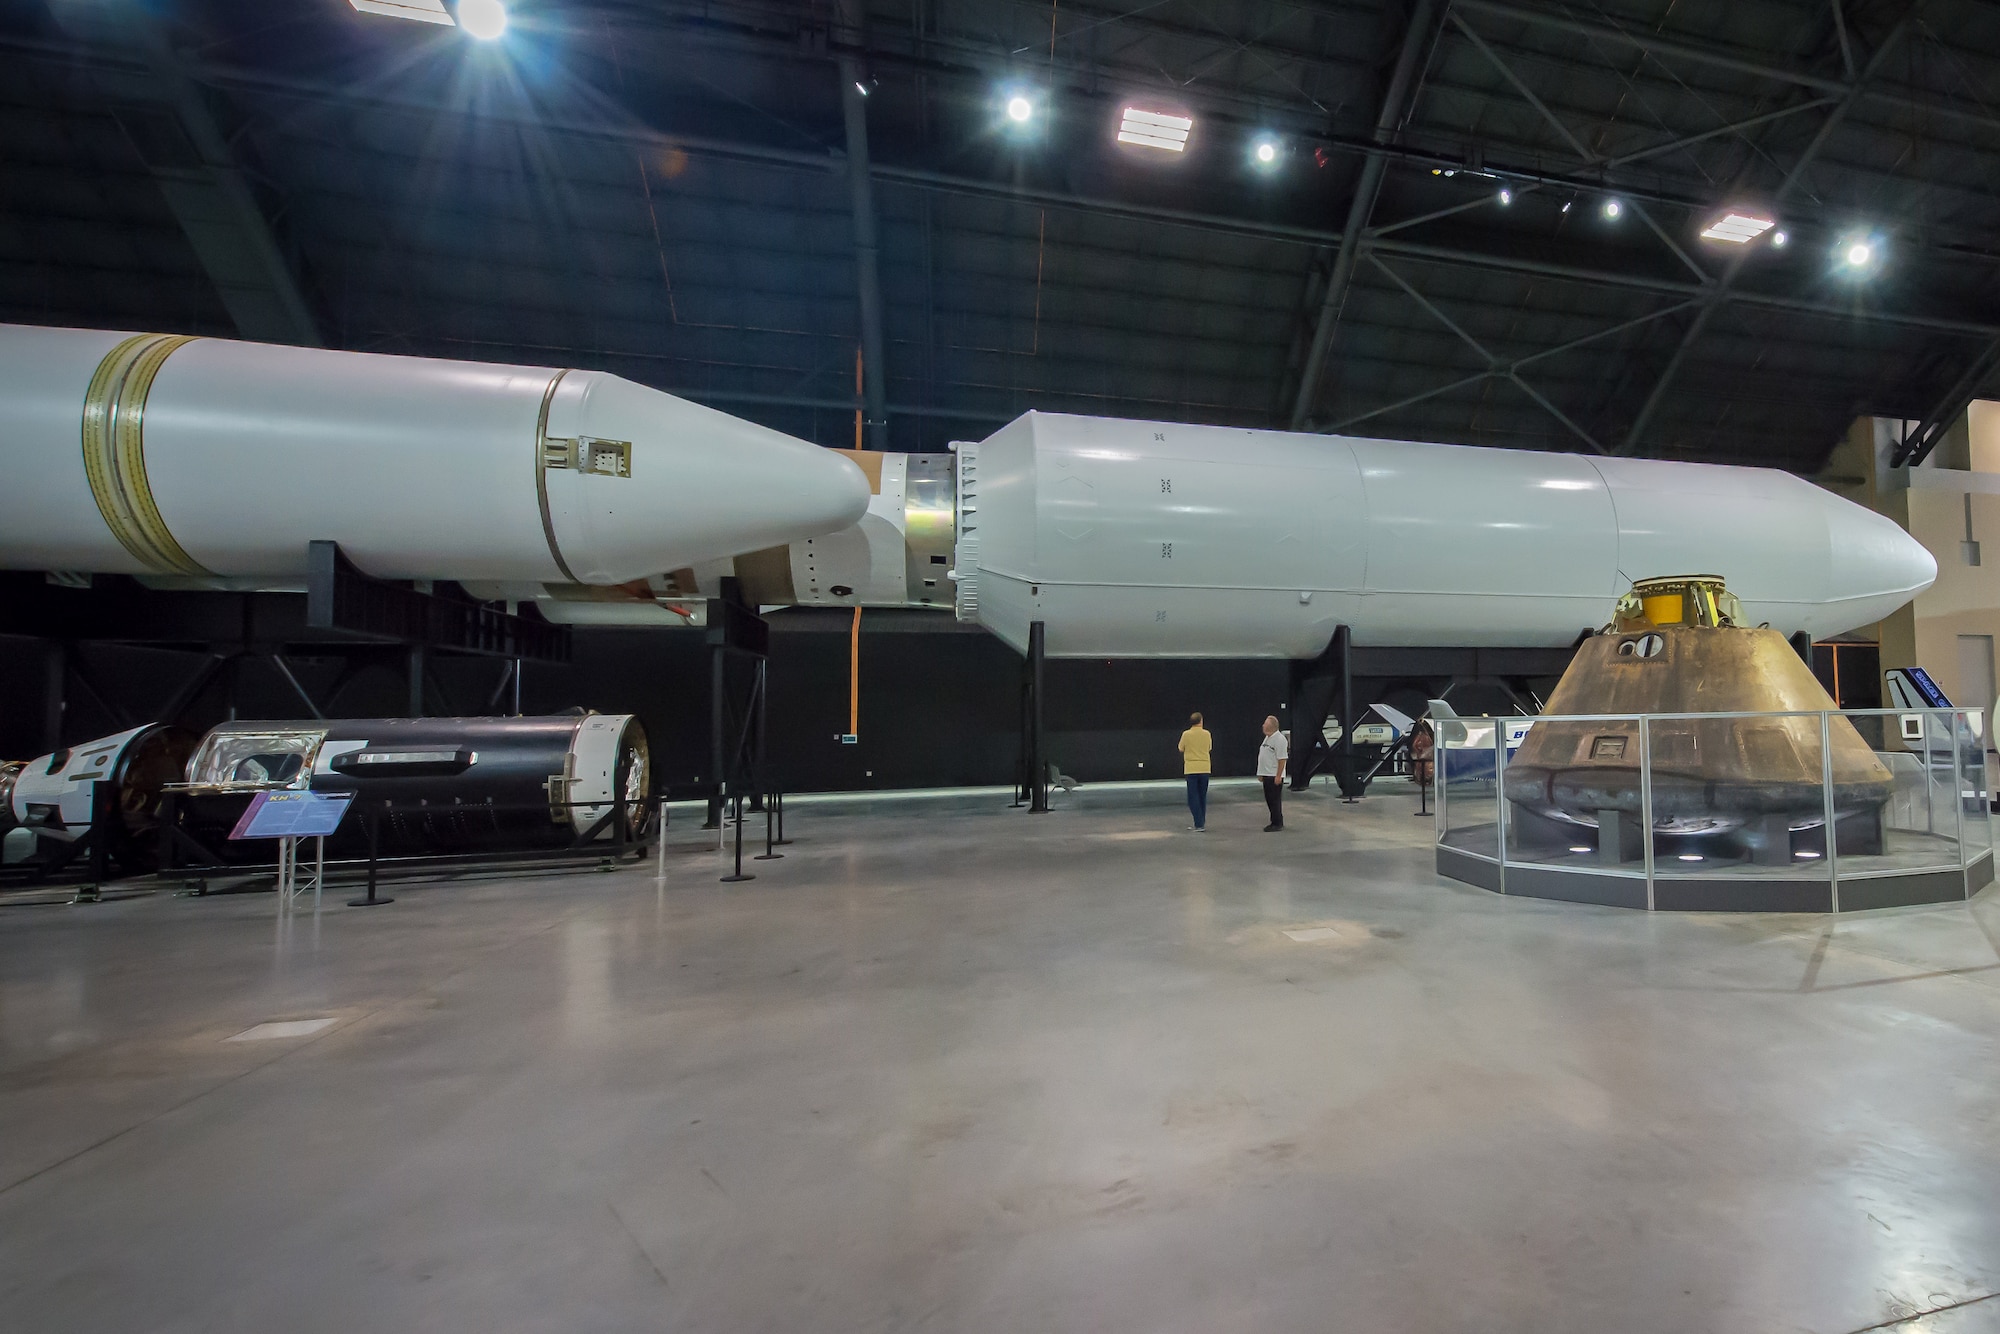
[956,412,1935,657]
[0,326,135,568]
[789,452,911,605]
[147,339,556,580]
[0,324,871,584]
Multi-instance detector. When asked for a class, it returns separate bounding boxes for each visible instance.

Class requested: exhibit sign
[228,790,354,841]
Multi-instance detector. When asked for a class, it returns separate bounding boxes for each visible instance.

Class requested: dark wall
[1,623,1291,792]
[531,621,1291,791]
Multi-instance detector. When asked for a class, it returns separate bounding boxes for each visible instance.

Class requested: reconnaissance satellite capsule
[175,714,651,856]
[0,324,871,584]
[710,412,1935,657]
[2,724,196,870]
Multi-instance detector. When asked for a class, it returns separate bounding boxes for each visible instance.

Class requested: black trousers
[1261,776,1284,828]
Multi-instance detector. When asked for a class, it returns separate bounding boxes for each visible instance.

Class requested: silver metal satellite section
[951,440,980,623]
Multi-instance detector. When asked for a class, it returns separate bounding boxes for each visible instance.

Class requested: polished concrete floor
[4,781,2000,1333]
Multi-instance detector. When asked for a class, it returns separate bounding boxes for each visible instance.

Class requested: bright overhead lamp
[1770,230,1788,248]
[349,0,454,23]
[1498,188,1512,205]
[1006,95,1034,123]
[456,0,506,39]
[1254,139,1278,165]
[1701,210,1776,243]
[1845,240,1874,267]
[1602,198,1623,219]
[1117,107,1193,152]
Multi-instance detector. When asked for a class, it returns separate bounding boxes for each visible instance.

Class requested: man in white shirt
[1257,715,1288,831]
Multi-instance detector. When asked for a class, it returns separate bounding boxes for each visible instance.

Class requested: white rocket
[704,413,1936,655]
[0,324,871,584]
[0,325,1934,655]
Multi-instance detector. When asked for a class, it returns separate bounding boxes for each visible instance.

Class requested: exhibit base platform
[1437,837,1994,913]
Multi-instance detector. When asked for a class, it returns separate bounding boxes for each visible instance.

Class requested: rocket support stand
[1290,624,1361,799]
[1020,621,1049,814]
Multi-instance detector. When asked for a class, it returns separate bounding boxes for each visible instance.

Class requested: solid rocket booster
[722,412,1935,657]
[0,324,871,584]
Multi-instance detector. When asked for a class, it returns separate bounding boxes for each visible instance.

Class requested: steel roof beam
[1617,14,1913,453]
[1288,0,1447,429]
[1892,335,2000,466]
[836,0,887,450]
[46,9,321,347]
[1455,0,2000,136]
[1363,251,1608,450]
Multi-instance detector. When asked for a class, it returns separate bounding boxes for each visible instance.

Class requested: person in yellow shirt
[1178,711,1213,832]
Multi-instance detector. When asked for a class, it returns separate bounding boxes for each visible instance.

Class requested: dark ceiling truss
[836,0,888,448]
[1454,0,2000,137]
[1893,333,2000,465]
[17,27,2000,269]
[36,9,320,348]
[7,0,2000,470]
[1287,0,1447,429]
[1613,10,1915,453]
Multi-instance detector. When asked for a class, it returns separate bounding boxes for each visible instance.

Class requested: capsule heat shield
[1504,625,1893,833]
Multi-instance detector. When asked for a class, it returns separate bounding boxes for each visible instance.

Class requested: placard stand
[229,790,351,913]
[274,834,327,914]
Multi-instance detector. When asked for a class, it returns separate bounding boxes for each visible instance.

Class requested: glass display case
[1436,708,1993,912]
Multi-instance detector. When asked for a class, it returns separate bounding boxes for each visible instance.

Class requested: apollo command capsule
[0,324,871,585]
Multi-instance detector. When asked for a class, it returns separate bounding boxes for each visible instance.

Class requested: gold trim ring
[80,333,209,576]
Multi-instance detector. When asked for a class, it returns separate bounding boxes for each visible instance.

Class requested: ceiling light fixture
[456,0,506,39]
[1118,107,1193,152]
[1498,188,1512,205]
[1846,240,1874,267]
[1603,198,1623,219]
[855,81,870,97]
[1771,230,1788,248]
[1701,211,1776,243]
[1006,94,1034,123]
[1254,139,1278,165]
[1561,200,1572,213]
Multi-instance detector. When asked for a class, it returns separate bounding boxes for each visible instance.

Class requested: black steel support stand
[72,780,112,904]
[347,805,394,906]
[720,791,755,882]
[1026,620,1048,814]
[1331,625,1362,801]
[704,641,726,829]
[1416,778,1431,816]
[407,644,426,717]
[773,790,791,846]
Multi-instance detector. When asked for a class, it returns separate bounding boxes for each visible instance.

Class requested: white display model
[6,725,151,837]
[950,412,1937,657]
[0,324,871,584]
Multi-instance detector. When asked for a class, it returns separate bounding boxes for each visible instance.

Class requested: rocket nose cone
[1824,490,1936,607]
[767,442,872,536]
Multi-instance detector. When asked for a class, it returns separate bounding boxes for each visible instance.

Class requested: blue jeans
[1185,774,1209,828]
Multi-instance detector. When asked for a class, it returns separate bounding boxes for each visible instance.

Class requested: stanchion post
[721,789,754,883]
[755,783,782,861]
[774,789,791,846]
[348,802,394,907]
